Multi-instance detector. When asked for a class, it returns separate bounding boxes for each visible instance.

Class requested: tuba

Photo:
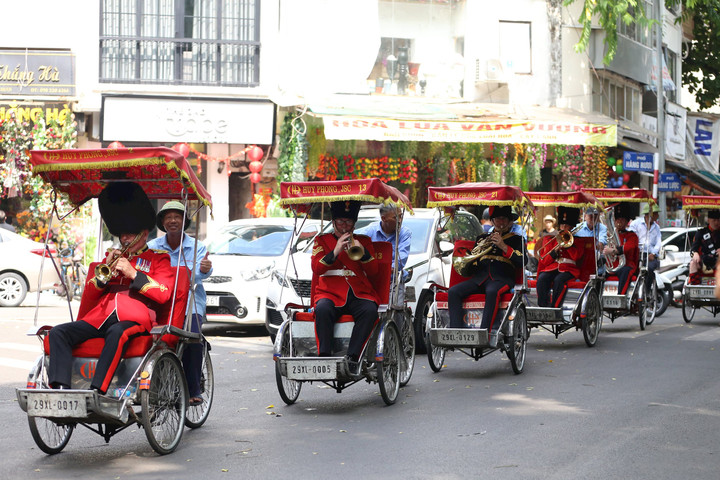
[601,208,625,274]
[453,231,514,276]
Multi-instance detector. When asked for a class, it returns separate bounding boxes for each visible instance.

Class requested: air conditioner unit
[475,58,507,83]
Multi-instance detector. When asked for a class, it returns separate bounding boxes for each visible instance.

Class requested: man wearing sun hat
[447,205,526,347]
[148,200,213,405]
[47,182,175,394]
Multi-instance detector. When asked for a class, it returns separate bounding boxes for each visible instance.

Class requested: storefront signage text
[0,50,75,96]
[658,173,681,192]
[622,151,654,172]
[0,103,72,123]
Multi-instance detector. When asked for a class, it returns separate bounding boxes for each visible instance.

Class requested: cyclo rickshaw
[523,191,604,346]
[680,195,720,323]
[16,147,214,455]
[423,182,532,374]
[273,178,414,406]
[582,188,659,330]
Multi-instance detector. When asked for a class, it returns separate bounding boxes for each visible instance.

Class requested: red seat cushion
[434,290,514,310]
[605,274,638,283]
[43,335,152,358]
[295,312,354,323]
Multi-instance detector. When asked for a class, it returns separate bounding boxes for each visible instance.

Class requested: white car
[660,226,699,268]
[265,206,483,351]
[203,218,322,327]
[0,229,61,307]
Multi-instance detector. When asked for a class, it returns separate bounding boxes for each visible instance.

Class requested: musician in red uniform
[312,200,379,374]
[603,204,639,294]
[536,207,583,307]
[48,182,175,394]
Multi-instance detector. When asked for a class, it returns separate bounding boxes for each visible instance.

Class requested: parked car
[203,217,322,328]
[0,229,61,307]
[660,226,699,268]
[265,206,483,351]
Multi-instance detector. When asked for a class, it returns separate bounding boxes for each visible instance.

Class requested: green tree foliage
[682,4,720,110]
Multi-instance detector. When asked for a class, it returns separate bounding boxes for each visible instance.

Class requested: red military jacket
[612,229,639,274]
[311,233,380,307]
[544,236,583,278]
[79,246,175,331]
[537,235,559,274]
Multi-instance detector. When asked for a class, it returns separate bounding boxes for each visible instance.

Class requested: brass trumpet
[453,231,514,276]
[346,235,364,261]
[94,233,143,283]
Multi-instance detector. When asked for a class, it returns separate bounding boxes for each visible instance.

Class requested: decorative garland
[582,146,609,188]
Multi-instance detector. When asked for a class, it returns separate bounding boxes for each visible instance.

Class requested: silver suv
[265,206,483,352]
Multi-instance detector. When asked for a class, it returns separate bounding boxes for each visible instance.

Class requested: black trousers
[448,277,512,330]
[184,313,205,398]
[537,270,575,307]
[314,290,378,358]
[614,265,633,294]
[48,316,147,394]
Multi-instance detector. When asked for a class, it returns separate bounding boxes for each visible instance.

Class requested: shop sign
[688,114,720,171]
[623,151,654,172]
[0,49,75,96]
[0,102,72,124]
[321,115,617,146]
[658,173,681,192]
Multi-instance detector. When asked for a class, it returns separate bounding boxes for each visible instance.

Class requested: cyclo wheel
[378,321,401,405]
[640,277,658,329]
[275,322,301,405]
[582,289,602,347]
[141,352,187,455]
[185,343,214,429]
[426,303,446,373]
[507,306,527,374]
[28,417,74,455]
[682,290,696,323]
[397,309,415,387]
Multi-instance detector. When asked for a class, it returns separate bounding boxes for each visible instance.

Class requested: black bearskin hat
[488,205,518,221]
[557,206,580,226]
[98,182,156,236]
[330,200,361,222]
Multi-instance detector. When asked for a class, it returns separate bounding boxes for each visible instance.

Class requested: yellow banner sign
[323,116,617,146]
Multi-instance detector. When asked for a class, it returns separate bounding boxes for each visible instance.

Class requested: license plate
[206,296,219,307]
[438,330,479,344]
[690,287,715,299]
[286,359,337,380]
[603,296,623,308]
[27,393,87,417]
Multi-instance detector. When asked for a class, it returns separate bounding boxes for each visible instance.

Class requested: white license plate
[27,393,87,417]
[286,360,337,380]
[206,296,220,307]
[438,330,479,344]
[690,288,715,299]
[603,297,622,308]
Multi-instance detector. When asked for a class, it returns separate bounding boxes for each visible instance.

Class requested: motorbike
[658,262,689,308]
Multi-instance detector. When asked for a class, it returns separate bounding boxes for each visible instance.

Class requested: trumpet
[94,232,143,283]
[453,231,514,276]
[537,226,581,260]
[346,235,364,261]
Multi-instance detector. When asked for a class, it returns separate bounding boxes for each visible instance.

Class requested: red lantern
[250,173,262,183]
[247,146,264,162]
[108,141,124,149]
[172,142,190,158]
[249,160,263,174]
[623,173,631,183]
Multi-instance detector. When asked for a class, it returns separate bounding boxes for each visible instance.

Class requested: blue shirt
[575,221,607,245]
[490,222,527,239]
[356,222,412,272]
[629,218,662,255]
[148,234,213,315]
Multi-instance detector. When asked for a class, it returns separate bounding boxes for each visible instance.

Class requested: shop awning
[666,159,720,194]
[304,96,617,147]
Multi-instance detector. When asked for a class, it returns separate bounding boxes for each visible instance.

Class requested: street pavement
[2,299,720,479]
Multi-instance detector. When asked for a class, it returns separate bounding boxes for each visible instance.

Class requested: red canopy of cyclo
[29,147,212,210]
[426,182,533,209]
[279,178,413,213]
[581,188,654,204]
[524,191,602,209]
[682,195,720,210]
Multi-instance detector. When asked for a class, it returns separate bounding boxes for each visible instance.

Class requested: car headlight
[271,269,291,288]
[240,263,274,281]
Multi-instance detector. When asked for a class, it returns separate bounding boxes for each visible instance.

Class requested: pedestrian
[148,201,213,406]
[0,209,16,232]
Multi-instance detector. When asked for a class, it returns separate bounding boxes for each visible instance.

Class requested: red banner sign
[524,191,602,208]
[582,188,654,203]
[682,195,720,209]
[427,182,532,208]
[279,178,413,212]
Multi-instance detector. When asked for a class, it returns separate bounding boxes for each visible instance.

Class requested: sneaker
[345,355,361,376]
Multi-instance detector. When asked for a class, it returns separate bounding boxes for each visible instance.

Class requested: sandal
[189,396,203,406]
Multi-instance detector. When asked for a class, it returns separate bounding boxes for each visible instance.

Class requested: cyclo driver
[447,205,526,347]
[690,209,720,285]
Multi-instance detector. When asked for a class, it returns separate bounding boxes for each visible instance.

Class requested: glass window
[499,21,532,74]
[100,0,259,86]
[208,224,294,256]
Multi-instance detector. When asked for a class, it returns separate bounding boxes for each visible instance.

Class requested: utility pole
[655,0,667,225]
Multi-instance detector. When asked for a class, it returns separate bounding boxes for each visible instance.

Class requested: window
[618,0,654,48]
[592,73,642,123]
[100,0,259,86]
[499,21,531,74]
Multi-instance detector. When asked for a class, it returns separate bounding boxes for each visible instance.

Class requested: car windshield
[207,224,293,256]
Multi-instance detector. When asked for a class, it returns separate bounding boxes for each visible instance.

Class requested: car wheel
[0,272,28,307]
